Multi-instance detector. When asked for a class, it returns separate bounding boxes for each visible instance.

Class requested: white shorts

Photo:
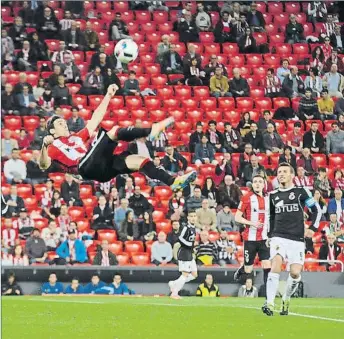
[178,259,197,273]
[270,237,305,266]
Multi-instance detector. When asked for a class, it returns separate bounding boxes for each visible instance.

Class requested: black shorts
[244,240,269,266]
[78,129,132,182]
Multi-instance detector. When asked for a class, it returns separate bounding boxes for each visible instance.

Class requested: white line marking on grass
[28,298,103,304]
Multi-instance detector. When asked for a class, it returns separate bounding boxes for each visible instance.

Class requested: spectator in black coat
[242,154,266,186]
[129,186,151,219]
[194,134,216,165]
[1,272,23,296]
[178,11,199,43]
[162,146,188,174]
[67,107,85,133]
[243,122,264,153]
[92,240,118,266]
[61,174,81,207]
[8,17,27,49]
[257,110,276,131]
[285,14,305,44]
[31,117,47,150]
[189,122,204,153]
[246,2,266,32]
[118,210,139,241]
[161,44,184,74]
[52,75,72,106]
[64,21,85,51]
[64,0,84,18]
[204,55,228,82]
[18,1,34,26]
[282,67,305,98]
[37,7,60,40]
[330,25,344,53]
[16,40,37,71]
[4,185,25,217]
[214,11,233,43]
[229,68,250,98]
[223,122,242,152]
[26,150,47,185]
[231,14,250,41]
[1,84,17,115]
[218,175,242,208]
[13,73,33,94]
[30,31,49,61]
[103,68,122,95]
[302,121,325,153]
[278,146,297,173]
[238,144,255,178]
[319,234,342,271]
[89,52,114,75]
[182,44,202,70]
[92,196,114,231]
[206,120,225,153]
[108,12,130,41]
[238,27,257,53]
[139,211,156,242]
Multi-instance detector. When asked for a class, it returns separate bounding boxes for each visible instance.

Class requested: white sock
[185,274,196,283]
[282,274,301,302]
[173,275,187,294]
[266,272,280,306]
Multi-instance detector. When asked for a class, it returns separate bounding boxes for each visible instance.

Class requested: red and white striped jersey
[47,128,90,173]
[238,192,269,241]
[2,228,17,247]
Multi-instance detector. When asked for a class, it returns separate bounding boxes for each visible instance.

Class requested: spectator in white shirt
[1,218,17,253]
[51,40,74,64]
[41,220,62,251]
[59,10,73,32]
[4,148,27,184]
[151,231,173,265]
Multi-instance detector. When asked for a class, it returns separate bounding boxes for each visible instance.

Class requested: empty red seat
[24,196,38,211]
[76,219,90,232]
[68,207,85,220]
[152,210,166,222]
[328,155,344,168]
[200,98,217,111]
[150,109,167,120]
[228,232,241,245]
[182,98,198,110]
[135,10,151,23]
[125,241,144,254]
[144,97,161,110]
[253,32,267,45]
[246,54,263,66]
[236,98,254,110]
[141,22,156,33]
[131,252,151,265]
[117,253,130,265]
[193,86,210,100]
[204,43,220,54]
[45,39,59,51]
[268,2,283,14]
[156,87,174,100]
[199,164,216,177]
[163,98,180,110]
[97,230,117,243]
[264,54,281,67]
[154,186,173,200]
[312,154,327,168]
[229,55,245,67]
[323,120,337,132]
[223,111,241,127]
[20,150,33,163]
[200,33,215,43]
[113,1,129,11]
[146,32,162,44]
[16,184,32,198]
[108,241,123,255]
[175,120,192,132]
[273,43,292,55]
[151,75,168,87]
[274,120,286,134]
[73,95,87,108]
[153,10,169,24]
[175,86,192,99]
[23,116,40,131]
[139,54,155,64]
[250,87,265,99]
[79,185,93,199]
[285,2,300,13]
[222,43,239,56]
[34,218,49,230]
[273,97,290,109]
[169,109,185,121]
[4,116,22,130]
[218,97,235,110]
[156,220,172,234]
[145,64,161,75]
[109,96,125,111]
[158,22,173,33]
[88,95,104,110]
[255,98,272,110]
[125,97,143,110]
[205,109,222,121]
[208,231,220,242]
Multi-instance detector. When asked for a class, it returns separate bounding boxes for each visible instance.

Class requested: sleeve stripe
[179,226,192,247]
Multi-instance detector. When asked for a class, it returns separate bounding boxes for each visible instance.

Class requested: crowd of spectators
[1,1,344,272]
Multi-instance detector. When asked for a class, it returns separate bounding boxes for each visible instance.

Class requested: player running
[234,175,271,291]
[262,163,321,316]
[39,84,196,190]
[168,210,198,299]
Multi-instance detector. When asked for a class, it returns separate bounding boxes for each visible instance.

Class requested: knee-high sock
[173,275,187,294]
[140,159,175,185]
[266,272,280,306]
[185,274,196,283]
[116,127,151,141]
[282,274,301,302]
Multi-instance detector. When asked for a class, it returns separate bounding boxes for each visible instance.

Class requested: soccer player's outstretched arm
[39,135,54,170]
[86,84,119,136]
[302,188,321,233]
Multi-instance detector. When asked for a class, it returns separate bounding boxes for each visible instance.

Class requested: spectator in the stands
[279,146,297,173]
[184,57,206,86]
[8,16,27,49]
[328,188,344,221]
[238,278,258,298]
[56,229,87,265]
[41,273,64,295]
[1,84,17,115]
[161,44,183,74]
[16,40,37,71]
[217,204,237,231]
[65,278,84,294]
[330,25,344,53]
[178,10,199,43]
[195,230,218,265]
[319,233,341,271]
[92,195,114,231]
[51,41,73,65]
[38,85,55,116]
[1,129,19,159]
[335,97,344,115]
[118,210,139,241]
[52,75,72,106]
[326,121,344,154]
[26,150,47,185]
[277,59,291,85]
[303,121,325,153]
[59,9,73,32]
[304,68,323,98]
[151,231,173,266]
[247,2,265,32]
[318,89,336,120]
[84,21,100,51]
[231,13,250,42]
[139,211,156,242]
[109,12,130,41]
[194,2,212,32]
[263,123,284,156]
[61,173,81,207]
[308,2,327,25]
[13,207,34,240]
[285,14,305,43]
[90,52,114,75]
[30,31,49,61]
[48,64,62,88]
[311,46,325,74]
[41,220,61,251]
[103,68,122,94]
[323,64,344,98]
[287,122,303,154]
[3,185,25,217]
[60,53,81,84]
[185,186,205,212]
[148,1,169,12]
[32,77,46,100]
[229,68,250,98]
[129,186,151,219]
[204,55,228,82]
[2,244,29,267]
[67,107,85,133]
[162,145,188,174]
[196,199,217,231]
[196,274,220,297]
[216,230,238,266]
[119,177,135,200]
[183,44,202,69]
[282,66,305,98]
[25,228,48,264]
[237,112,254,137]
[123,70,140,96]
[64,21,85,51]
[324,49,344,74]
[114,199,133,230]
[167,220,181,253]
[238,27,257,54]
[16,85,37,116]
[298,88,320,120]
[37,7,60,40]
[257,110,275,131]
[1,218,17,253]
[294,166,314,190]
[64,1,84,18]
[238,143,255,177]
[13,72,33,94]
[242,155,265,187]
[157,34,171,60]
[31,117,47,150]
[332,169,344,191]
[202,177,219,209]
[214,153,234,185]
[244,122,264,153]
[324,213,344,243]
[206,120,225,153]
[168,189,185,220]
[223,122,241,152]
[189,122,204,153]
[214,11,232,43]
[83,274,106,294]
[314,168,332,198]
[2,28,15,69]
[93,240,118,266]
[309,189,328,221]
[57,205,71,234]
[218,175,242,209]
[4,149,27,184]
[263,68,281,98]
[194,134,216,166]
[209,66,231,98]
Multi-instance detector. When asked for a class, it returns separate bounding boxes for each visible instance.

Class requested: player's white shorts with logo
[270,237,305,266]
[178,259,197,273]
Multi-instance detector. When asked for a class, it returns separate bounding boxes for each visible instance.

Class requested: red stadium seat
[181,98,198,111]
[312,154,327,168]
[131,32,145,44]
[156,87,174,100]
[264,54,281,67]
[16,184,33,198]
[169,109,185,122]
[76,219,90,232]
[273,43,292,55]
[200,33,215,43]
[101,120,116,130]
[250,87,265,99]
[222,43,239,56]
[156,220,172,234]
[158,22,173,33]
[73,95,87,108]
[323,120,337,132]
[66,83,81,95]
[153,10,169,24]
[285,2,300,13]
[145,64,161,75]
[97,230,117,243]
[24,196,38,211]
[146,32,162,44]
[1,184,10,196]
[131,252,151,265]
[199,164,216,177]
[208,231,220,242]
[163,98,180,110]
[236,98,254,110]
[108,241,123,255]
[151,75,168,87]
[268,2,283,14]
[113,1,129,11]
[88,95,104,110]
[68,207,85,220]
[152,210,166,222]
[4,116,22,130]
[173,42,186,55]
[193,87,210,100]
[274,13,290,27]
[109,96,125,111]
[154,186,173,200]
[117,253,130,265]
[200,98,217,111]
[229,55,245,67]
[223,111,241,127]
[205,109,222,121]
[125,97,143,110]
[131,108,148,120]
[125,241,144,254]
[144,97,161,110]
[79,185,93,199]
[273,97,290,109]
[265,24,278,34]
[255,98,272,110]
[246,54,263,66]
[23,116,40,131]
[34,218,49,231]
[228,232,242,245]
[150,109,167,120]
[204,43,220,55]
[269,34,285,44]
[45,39,59,51]
[274,120,286,134]
[328,155,344,168]
[175,86,192,100]
[217,97,235,111]
[19,150,33,163]
[253,32,267,45]
[293,43,310,55]
[135,11,151,23]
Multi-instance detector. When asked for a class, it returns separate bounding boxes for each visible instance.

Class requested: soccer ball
[114,39,139,64]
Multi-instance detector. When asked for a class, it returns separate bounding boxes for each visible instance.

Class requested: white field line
[24,298,344,323]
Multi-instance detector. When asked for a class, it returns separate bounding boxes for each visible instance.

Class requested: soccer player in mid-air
[234,175,271,297]
[168,210,198,299]
[262,163,321,316]
[39,84,196,191]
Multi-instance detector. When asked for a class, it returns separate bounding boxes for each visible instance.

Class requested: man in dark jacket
[242,155,265,185]
[162,146,188,174]
[194,134,216,165]
[61,174,81,207]
[109,12,130,41]
[161,44,183,74]
[214,11,233,43]
[302,121,325,153]
[31,117,47,150]
[189,122,204,153]
[37,7,60,40]
[92,196,114,230]
[330,25,344,53]
[64,21,85,51]
[129,186,151,218]
[92,240,118,266]
[319,234,341,271]
[206,120,225,153]
[282,67,305,98]
[298,88,320,120]
[16,40,37,71]
[263,123,284,155]
[229,68,250,98]
[246,2,265,32]
[257,110,276,131]
[285,14,305,43]
[223,122,241,152]
[243,122,264,153]
[4,185,25,217]
[84,21,100,51]
[1,272,23,296]
[182,44,202,70]
[178,11,199,43]
[26,150,47,185]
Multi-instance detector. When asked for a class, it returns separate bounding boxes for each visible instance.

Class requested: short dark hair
[321,89,328,94]
[267,68,274,74]
[278,162,295,175]
[188,210,197,215]
[332,122,339,127]
[49,272,57,277]
[319,167,327,173]
[92,274,100,278]
[224,122,231,127]
[114,272,122,278]
[208,120,216,126]
[305,87,312,92]
[72,277,79,282]
[12,148,19,152]
[222,11,229,16]
[129,70,136,75]
[194,185,202,190]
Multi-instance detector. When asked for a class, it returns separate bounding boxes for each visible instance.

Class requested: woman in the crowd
[304,67,323,98]
[310,46,325,73]
[201,177,219,209]
[38,85,55,116]
[118,210,139,241]
[2,245,29,266]
[139,211,156,242]
[33,78,46,100]
[237,111,253,137]
[278,146,297,173]
[184,57,205,86]
[332,169,344,191]
[43,190,65,219]
[168,189,185,220]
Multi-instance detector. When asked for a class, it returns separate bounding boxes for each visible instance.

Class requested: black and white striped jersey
[177,223,196,261]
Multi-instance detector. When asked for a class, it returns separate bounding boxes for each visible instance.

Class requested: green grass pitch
[2,296,344,338]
